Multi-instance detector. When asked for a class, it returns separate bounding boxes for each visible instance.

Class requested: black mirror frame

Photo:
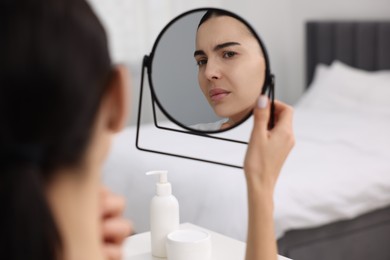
[135,7,275,169]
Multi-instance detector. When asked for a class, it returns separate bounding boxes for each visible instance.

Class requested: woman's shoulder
[189,118,228,131]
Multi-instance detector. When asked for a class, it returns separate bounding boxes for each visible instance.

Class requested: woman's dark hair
[198,9,231,28]
[0,0,112,259]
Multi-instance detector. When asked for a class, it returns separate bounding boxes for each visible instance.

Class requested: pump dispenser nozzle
[146,170,171,196]
[146,170,168,183]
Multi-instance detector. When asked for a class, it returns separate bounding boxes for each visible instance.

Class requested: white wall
[220,0,390,104]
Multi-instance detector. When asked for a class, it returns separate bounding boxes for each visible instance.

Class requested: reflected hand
[100,186,133,260]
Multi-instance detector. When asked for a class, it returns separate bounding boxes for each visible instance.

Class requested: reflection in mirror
[192,10,266,131]
[150,8,270,133]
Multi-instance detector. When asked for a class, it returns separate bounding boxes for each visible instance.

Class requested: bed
[102,21,390,259]
[276,21,390,260]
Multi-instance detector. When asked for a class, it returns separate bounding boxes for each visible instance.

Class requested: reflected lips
[209,88,230,102]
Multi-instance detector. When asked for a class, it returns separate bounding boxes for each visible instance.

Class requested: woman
[0,1,294,260]
[192,10,267,131]
[0,0,131,259]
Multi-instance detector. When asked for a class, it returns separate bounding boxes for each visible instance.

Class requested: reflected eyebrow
[194,50,205,57]
[214,41,240,51]
[193,42,241,57]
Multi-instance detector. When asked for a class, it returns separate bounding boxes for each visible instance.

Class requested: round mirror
[148,8,273,133]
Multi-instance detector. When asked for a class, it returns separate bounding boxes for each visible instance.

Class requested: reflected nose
[204,59,221,80]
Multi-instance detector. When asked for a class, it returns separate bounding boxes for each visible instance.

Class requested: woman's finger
[102,217,133,243]
[101,190,126,218]
[102,243,123,260]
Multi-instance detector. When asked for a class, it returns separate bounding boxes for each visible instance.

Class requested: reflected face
[194,15,266,124]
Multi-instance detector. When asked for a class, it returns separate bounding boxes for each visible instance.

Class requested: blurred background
[88,0,390,125]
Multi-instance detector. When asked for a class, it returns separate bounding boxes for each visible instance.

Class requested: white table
[122,223,291,260]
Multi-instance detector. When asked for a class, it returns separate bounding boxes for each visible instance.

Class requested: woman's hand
[100,186,133,260]
[244,95,294,260]
[244,95,295,191]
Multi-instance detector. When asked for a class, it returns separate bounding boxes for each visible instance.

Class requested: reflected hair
[197,9,256,37]
[0,0,112,259]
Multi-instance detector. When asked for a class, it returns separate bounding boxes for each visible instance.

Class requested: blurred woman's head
[0,0,128,258]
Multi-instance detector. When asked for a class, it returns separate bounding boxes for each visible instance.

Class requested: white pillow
[294,63,330,109]
[297,60,390,116]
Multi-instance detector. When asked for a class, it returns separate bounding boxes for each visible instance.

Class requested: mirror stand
[135,56,247,169]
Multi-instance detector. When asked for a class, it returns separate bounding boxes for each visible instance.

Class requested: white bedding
[103,61,390,241]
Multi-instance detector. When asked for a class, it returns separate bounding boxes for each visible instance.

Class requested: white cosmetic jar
[166,229,211,260]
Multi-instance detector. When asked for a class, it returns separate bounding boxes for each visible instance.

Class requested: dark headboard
[306,21,390,87]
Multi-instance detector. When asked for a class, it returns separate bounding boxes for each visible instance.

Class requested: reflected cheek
[198,74,209,100]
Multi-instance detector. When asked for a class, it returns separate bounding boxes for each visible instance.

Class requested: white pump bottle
[146,170,180,258]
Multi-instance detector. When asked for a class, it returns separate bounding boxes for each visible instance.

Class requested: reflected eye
[196,58,207,67]
[223,51,237,58]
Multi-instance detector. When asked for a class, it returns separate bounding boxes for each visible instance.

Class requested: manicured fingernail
[257,95,268,109]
